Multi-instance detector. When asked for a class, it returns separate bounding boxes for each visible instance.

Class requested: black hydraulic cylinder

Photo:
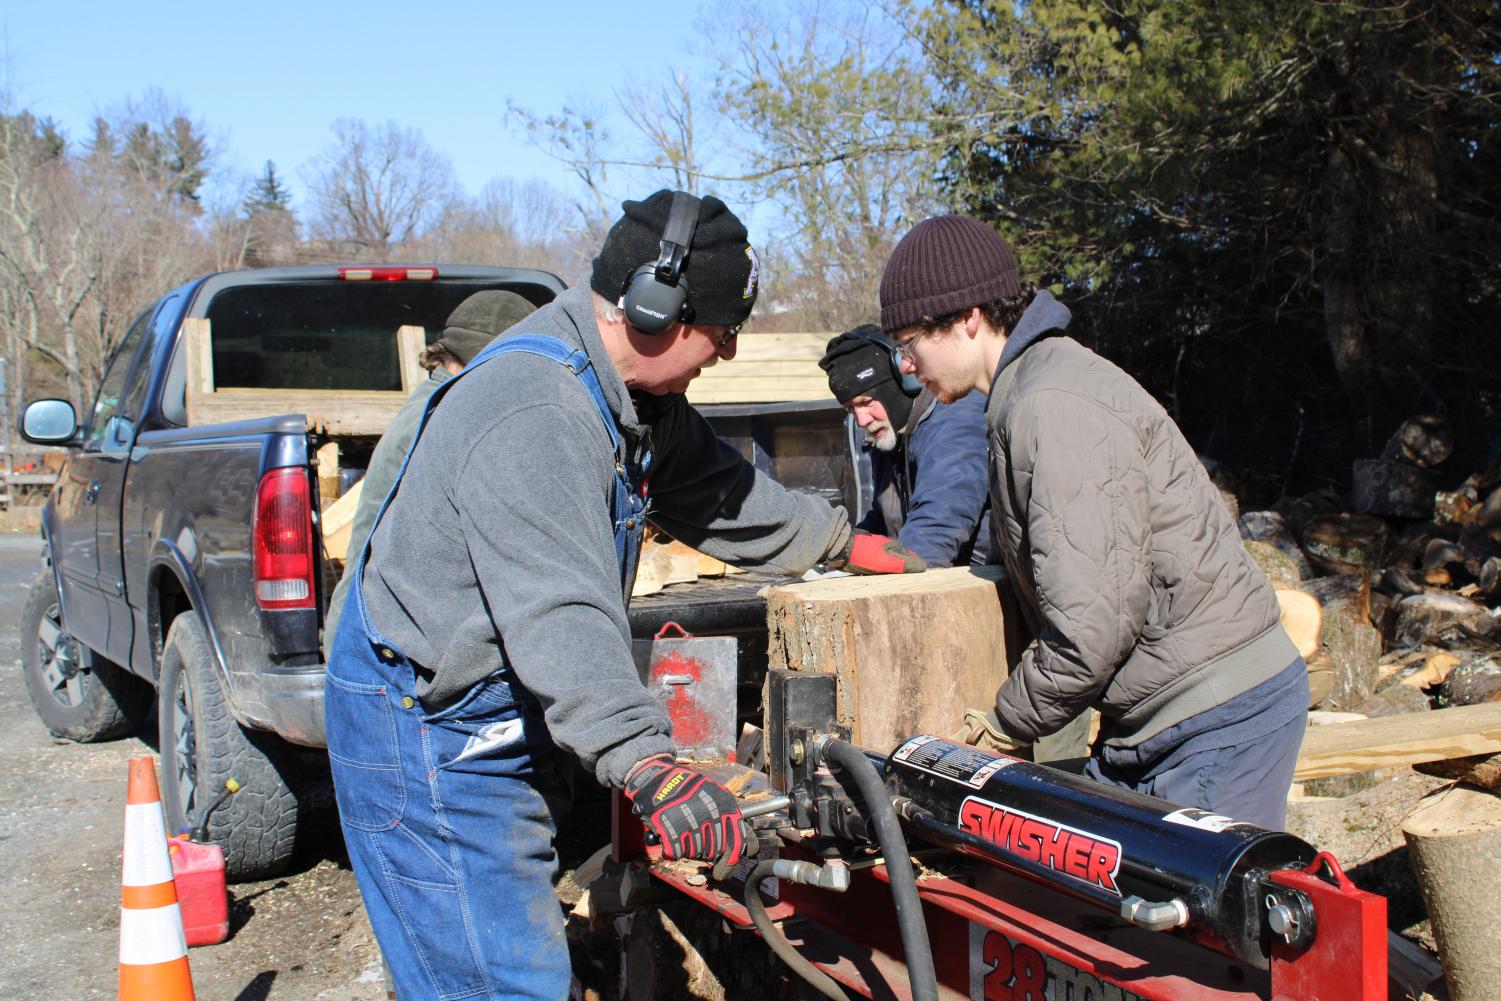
[881,736,1317,968]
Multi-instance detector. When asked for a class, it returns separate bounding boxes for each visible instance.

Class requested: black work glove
[623,754,745,866]
[826,530,927,575]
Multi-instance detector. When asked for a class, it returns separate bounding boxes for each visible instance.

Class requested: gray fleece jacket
[987,292,1296,747]
[360,286,851,786]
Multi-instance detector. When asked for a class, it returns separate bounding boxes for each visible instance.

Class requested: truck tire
[158,613,300,882]
[21,571,150,741]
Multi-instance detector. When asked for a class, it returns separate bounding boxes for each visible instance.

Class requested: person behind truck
[877,213,1307,830]
[819,324,991,567]
[325,189,927,1000]
[322,290,537,651]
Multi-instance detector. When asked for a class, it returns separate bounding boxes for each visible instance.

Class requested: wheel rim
[36,602,87,709]
[171,676,198,823]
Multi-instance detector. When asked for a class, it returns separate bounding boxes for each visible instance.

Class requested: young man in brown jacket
[879,214,1307,829]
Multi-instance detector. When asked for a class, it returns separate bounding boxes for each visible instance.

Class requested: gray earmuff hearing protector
[620,191,701,335]
[850,326,922,397]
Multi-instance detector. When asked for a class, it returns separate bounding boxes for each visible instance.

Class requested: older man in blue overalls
[325,190,925,1000]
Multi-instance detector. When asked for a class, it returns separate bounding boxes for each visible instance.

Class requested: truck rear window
[205,282,538,391]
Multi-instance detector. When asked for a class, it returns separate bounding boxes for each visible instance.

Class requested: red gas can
[167,835,229,946]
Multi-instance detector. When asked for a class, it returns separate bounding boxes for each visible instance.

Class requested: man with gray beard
[820,325,991,566]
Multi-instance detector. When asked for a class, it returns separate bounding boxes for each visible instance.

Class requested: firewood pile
[1238,417,1501,999]
[1238,416,1501,720]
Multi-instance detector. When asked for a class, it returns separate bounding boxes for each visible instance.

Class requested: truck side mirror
[20,399,79,445]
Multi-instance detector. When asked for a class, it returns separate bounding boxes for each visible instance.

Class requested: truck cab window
[84,309,152,452]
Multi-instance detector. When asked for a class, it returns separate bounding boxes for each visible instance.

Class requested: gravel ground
[0,534,385,1001]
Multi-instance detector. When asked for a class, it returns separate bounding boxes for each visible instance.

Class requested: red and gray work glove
[827,530,927,575]
[623,754,745,866]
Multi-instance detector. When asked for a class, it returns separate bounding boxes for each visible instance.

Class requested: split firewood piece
[1472,487,1501,540]
[1295,702,1501,780]
[1436,482,1480,526]
[1240,511,1314,579]
[1377,567,1425,598]
[1354,681,1432,718]
[320,479,364,563]
[1413,752,1501,794]
[1380,415,1454,468]
[1459,523,1501,583]
[1402,651,1463,690]
[1402,782,1501,1001]
[1307,710,1367,725]
[1274,588,1321,659]
[1389,520,1462,575]
[1301,513,1390,575]
[1305,651,1336,708]
[1301,575,1381,709]
[1378,648,1431,686]
[1441,654,1501,708]
[1246,541,1303,588]
[316,441,341,510]
[1386,592,1497,650]
[1352,459,1439,520]
[1479,557,1501,600]
[1422,538,1469,587]
[631,544,673,598]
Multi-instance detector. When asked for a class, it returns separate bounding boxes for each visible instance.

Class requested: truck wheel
[21,571,150,741]
[158,614,300,882]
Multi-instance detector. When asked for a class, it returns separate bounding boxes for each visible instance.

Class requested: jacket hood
[994,290,1072,379]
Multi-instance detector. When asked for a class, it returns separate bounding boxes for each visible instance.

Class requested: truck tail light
[253,467,316,610]
[337,266,439,281]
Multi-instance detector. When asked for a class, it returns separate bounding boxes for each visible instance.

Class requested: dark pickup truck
[17,265,860,879]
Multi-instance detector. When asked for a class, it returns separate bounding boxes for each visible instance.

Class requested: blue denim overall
[324,335,650,1001]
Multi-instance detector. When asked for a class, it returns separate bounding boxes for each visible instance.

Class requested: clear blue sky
[1,0,719,215]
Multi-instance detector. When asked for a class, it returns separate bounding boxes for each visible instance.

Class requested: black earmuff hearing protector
[851,327,922,397]
[619,191,701,335]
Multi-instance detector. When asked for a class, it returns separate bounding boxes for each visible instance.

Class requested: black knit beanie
[590,190,761,327]
[818,326,915,428]
[432,290,537,365]
[879,215,1021,333]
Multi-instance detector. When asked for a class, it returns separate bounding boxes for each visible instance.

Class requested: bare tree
[0,100,207,411]
[706,0,947,328]
[412,178,587,277]
[303,119,459,256]
[505,98,618,239]
[616,70,706,194]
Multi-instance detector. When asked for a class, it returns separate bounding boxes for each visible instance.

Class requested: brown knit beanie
[879,215,1021,333]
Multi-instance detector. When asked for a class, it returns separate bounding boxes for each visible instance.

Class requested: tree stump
[1401,783,1501,1001]
[765,566,1009,750]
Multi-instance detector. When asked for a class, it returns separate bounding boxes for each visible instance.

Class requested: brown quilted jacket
[987,294,1296,746]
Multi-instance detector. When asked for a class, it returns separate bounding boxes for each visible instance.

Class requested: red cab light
[252,467,316,610]
[337,266,439,281]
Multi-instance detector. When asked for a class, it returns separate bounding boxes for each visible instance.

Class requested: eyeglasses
[895,328,930,362]
[717,323,743,349]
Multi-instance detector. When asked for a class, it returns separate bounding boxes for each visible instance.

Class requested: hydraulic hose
[819,737,940,1001]
[744,860,851,1001]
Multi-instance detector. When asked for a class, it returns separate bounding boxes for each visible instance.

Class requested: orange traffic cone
[119,756,196,1000]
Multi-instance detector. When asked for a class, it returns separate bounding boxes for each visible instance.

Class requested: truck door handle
[84,479,100,505]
